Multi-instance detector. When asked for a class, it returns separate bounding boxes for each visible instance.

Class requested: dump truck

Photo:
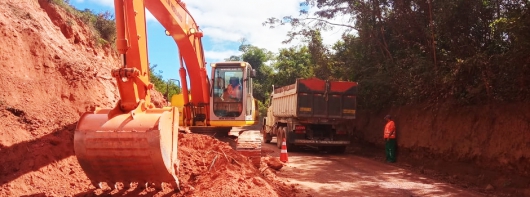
[262,78,358,153]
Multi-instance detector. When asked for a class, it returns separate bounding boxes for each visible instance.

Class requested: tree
[265,0,530,108]
[272,46,314,87]
[149,64,181,103]
[307,30,333,79]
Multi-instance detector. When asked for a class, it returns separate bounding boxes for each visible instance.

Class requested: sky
[69,0,351,82]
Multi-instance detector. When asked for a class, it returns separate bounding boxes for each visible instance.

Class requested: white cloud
[184,0,355,58]
[204,50,241,64]
[145,10,156,22]
[185,0,301,53]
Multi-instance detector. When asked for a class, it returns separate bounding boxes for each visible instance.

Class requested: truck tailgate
[272,78,357,119]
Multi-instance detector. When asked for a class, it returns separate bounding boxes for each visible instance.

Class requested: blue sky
[69,0,348,82]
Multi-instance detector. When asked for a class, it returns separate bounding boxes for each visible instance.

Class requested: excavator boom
[75,0,262,190]
[74,0,187,189]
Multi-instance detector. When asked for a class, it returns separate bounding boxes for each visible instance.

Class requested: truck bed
[271,78,357,119]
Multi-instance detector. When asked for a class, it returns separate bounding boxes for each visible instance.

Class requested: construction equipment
[170,61,261,167]
[74,0,259,190]
[263,78,358,153]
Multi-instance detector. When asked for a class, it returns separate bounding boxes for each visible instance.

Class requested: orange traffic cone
[280,138,288,162]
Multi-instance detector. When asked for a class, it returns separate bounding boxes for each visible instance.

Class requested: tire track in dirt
[262,137,482,197]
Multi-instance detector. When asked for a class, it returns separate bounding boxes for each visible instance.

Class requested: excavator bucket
[74,107,180,189]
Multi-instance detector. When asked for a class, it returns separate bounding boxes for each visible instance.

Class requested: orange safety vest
[227,84,241,99]
[384,120,396,139]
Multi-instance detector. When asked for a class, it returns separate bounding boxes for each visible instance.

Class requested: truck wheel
[276,127,284,149]
[263,131,272,143]
[285,132,298,152]
[286,141,298,152]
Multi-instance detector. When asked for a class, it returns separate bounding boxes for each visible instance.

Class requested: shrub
[48,0,116,44]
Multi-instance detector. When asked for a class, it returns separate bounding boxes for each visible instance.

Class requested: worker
[225,77,242,101]
[220,77,242,115]
[384,114,396,163]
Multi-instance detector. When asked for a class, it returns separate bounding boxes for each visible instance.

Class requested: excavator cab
[170,62,261,167]
[209,62,256,126]
[172,61,257,128]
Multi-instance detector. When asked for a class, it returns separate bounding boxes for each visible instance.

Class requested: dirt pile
[0,1,296,196]
[176,134,295,197]
[264,157,284,171]
[87,134,297,197]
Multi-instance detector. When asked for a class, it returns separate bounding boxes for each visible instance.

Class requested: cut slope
[0,1,297,196]
[0,0,119,195]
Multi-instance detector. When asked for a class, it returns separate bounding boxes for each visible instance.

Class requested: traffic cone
[280,138,288,162]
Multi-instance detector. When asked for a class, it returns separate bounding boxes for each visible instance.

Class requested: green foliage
[48,0,116,45]
[227,39,317,117]
[272,46,314,87]
[93,11,116,42]
[149,64,181,104]
[48,0,70,7]
[265,0,530,109]
[307,30,333,79]
[256,99,270,121]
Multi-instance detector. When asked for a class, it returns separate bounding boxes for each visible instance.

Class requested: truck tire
[276,127,284,149]
[285,131,299,152]
[286,141,298,152]
[261,118,270,143]
[263,131,272,143]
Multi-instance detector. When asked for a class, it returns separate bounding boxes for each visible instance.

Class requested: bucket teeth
[113,182,120,190]
[172,179,180,191]
[91,182,104,189]
[90,181,178,191]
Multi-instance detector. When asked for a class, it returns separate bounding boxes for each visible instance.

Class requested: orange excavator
[74,0,260,190]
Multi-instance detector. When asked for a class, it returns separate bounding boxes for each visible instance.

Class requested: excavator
[74,0,260,190]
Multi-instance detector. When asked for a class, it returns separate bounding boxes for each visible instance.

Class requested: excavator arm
[74,0,209,190]
[75,0,261,190]
[110,0,209,116]
[147,0,211,126]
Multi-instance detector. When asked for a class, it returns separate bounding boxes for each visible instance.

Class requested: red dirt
[85,134,297,197]
[0,1,298,196]
[355,103,530,195]
[264,157,284,171]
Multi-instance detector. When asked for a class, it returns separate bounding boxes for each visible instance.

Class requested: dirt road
[262,137,483,197]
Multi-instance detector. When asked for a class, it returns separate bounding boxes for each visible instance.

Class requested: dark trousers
[385,139,396,162]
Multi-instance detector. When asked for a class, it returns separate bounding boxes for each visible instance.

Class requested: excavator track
[74,108,180,190]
